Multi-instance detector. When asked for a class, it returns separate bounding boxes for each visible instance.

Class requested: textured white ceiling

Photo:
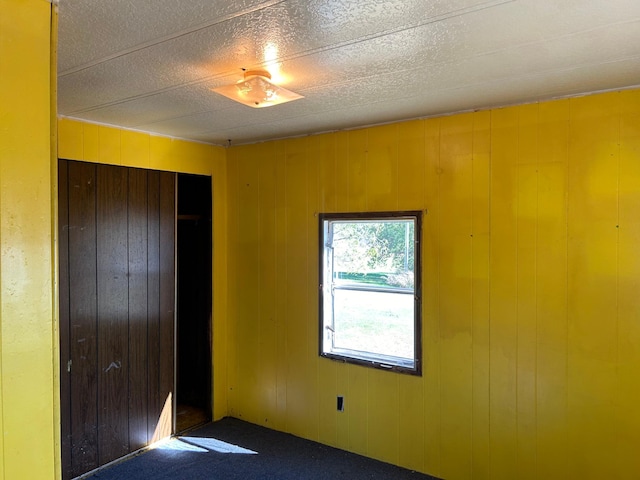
[57,0,640,145]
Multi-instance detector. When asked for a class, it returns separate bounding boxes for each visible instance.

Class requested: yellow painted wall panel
[172,139,214,175]
[313,135,336,449]
[59,122,221,173]
[398,374,425,472]
[211,151,229,421]
[317,360,338,447]
[235,148,263,425]
[98,125,122,165]
[489,107,519,480]
[210,147,228,419]
[334,131,350,212]
[274,140,289,431]
[347,365,369,456]
[394,114,427,476]
[347,129,367,212]
[438,113,474,480]
[366,124,398,210]
[471,110,491,480]
[397,120,426,210]
[305,139,321,441]
[1,1,56,478]
[311,134,337,213]
[58,118,83,160]
[149,135,175,171]
[535,99,569,480]
[83,122,99,163]
[304,142,320,440]
[258,144,278,427]
[284,139,314,438]
[226,148,240,418]
[367,370,399,465]
[516,104,539,480]
[617,106,640,479]
[567,94,619,478]
[423,117,442,478]
[335,362,350,450]
[121,130,150,169]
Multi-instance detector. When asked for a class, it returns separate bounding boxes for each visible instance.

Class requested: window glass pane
[333,288,414,359]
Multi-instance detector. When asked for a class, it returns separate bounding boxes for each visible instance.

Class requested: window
[319,211,422,375]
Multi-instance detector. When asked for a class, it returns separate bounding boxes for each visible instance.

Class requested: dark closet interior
[175,173,212,433]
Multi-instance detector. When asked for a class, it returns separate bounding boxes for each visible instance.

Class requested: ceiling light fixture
[212,70,303,108]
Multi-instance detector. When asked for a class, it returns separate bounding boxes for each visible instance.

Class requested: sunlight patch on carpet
[156,437,258,455]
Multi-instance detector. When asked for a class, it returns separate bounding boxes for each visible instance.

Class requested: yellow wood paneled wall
[0,1,55,479]
[226,89,640,480]
[58,118,218,175]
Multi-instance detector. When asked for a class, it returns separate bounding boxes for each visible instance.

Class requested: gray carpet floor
[85,417,440,480]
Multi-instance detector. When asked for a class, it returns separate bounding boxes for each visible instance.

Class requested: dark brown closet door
[59,160,175,480]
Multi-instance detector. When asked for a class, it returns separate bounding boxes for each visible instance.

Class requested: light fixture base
[212,69,303,108]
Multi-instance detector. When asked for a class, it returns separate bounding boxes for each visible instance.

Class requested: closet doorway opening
[176,173,212,433]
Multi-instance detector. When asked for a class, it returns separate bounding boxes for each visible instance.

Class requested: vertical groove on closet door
[158,171,176,439]
[67,161,99,477]
[58,160,72,480]
[96,164,130,464]
[128,168,149,449]
[147,170,161,441]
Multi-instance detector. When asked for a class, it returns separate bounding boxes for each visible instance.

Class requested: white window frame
[318,211,422,375]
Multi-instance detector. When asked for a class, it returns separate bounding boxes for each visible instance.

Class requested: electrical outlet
[337,395,344,412]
